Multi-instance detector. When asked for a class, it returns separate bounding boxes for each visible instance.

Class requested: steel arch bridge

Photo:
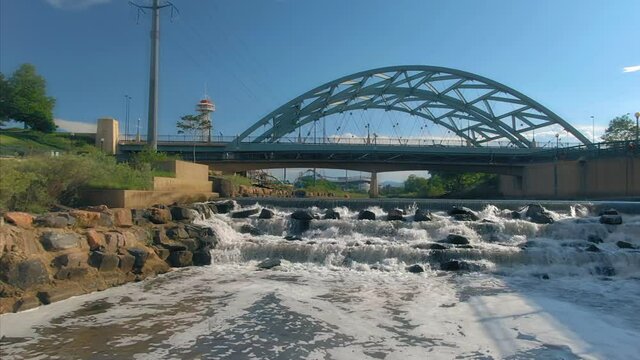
[231,65,592,149]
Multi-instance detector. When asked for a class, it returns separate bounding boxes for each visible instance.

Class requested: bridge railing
[119,133,588,149]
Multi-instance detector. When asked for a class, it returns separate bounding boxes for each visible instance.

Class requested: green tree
[601,114,638,142]
[404,174,430,195]
[0,72,10,126]
[177,114,211,161]
[6,64,56,132]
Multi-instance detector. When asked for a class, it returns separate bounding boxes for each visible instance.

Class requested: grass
[0,129,95,156]
[218,174,254,187]
[0,152,156,213]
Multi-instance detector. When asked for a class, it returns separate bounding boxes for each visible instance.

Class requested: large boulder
[259,208,275,219]
[213,200,236,214]
[1,258,49,289]
[324,209,341,220]
[600,209,622,225]
[35,213,73,228]
[41,232,82,251]
[413,209,432,222]
[587,235,603,244]
[358,210,376,221]
[70,210,112,228]
[291,209,317,221]
[448,206,479,221]
[111,208,133,227]
[118,253,136,272]
[616,241,635,249]
[103,232,127,253]
[231,208,260,219]
[170,206,198,221]
[525,204,554,224]
[192,248,212,266]
[440,260,472,271]
[168,250,193,267]
[127,248,149,270]
[85,229,104,250]
[386,209,405,221]
[439,234,470,245]
[405,264,425,273]
[3,212,34,228]
[89,251,120,272]
[412,242,448,250]
[239,224,262,236]
[166,226,189,240]
[53,252,88,268]
[147,208,172,224]
[257,258,281,269]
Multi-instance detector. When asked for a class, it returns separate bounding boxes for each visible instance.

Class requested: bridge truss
[231,65,592,149]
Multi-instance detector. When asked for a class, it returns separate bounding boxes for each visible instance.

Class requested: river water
[1,200,640,359]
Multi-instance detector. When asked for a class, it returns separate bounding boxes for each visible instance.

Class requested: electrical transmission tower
[129,0,179,150]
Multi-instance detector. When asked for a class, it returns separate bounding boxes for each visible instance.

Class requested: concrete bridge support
[499,155,639,199]
[369,171,379,198]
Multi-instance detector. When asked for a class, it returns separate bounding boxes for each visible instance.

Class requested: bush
[0,152,153,212]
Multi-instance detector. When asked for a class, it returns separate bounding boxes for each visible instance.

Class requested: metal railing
[119,133,589,149]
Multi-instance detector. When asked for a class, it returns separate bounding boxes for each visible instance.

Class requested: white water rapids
[1,201,639,359]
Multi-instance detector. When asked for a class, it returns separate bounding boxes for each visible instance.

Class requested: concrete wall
[80,190,218,208]
[155,160,209,181]
[153,177,213,192]
[96,118,119,155]
[499,155,640,199]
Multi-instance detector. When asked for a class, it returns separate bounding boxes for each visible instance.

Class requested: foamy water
[1,201,639,359]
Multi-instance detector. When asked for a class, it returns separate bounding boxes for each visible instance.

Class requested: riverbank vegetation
[380,172,498,198]
[296,176,368,198]
[0,145,179,213]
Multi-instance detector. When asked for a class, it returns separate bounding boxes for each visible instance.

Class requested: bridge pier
[369,171,379,198]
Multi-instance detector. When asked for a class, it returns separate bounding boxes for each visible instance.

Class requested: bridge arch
[231,65,592,149]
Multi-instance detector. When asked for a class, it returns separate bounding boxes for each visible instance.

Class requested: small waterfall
[190,200,640,278]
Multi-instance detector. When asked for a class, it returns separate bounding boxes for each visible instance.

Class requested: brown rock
[111,208,133,227]
[53,252,89,268]
[85,229,104,250]
[86,205,109,212]
[3,212,34,228]
[118,253,136,272]
[54,267,88,280]
[14,295,42,312]
[89,251,119,272]
[69,210,102,228]
[104,232,126,252]
[148,208,172,224]
[36,284,83,304]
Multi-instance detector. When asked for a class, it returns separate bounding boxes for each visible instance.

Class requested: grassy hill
[0,128,95,156]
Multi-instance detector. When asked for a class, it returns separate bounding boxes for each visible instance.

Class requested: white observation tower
[196,97,215,142]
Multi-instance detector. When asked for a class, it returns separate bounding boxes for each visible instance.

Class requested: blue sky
[1,0,639,181]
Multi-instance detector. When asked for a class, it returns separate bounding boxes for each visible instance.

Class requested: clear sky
[1,0,639,181]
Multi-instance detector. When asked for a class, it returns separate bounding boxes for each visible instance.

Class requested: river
[1,199,639,359]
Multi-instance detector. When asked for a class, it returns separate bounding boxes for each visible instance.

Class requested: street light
[124,95,132,141]
[590,115,595,143]
[635,112,640,146]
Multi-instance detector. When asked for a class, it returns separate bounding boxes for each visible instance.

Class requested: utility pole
[124,95,132,141]
[130,0,178,150]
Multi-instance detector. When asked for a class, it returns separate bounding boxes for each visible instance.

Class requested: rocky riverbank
[0,201,234,314]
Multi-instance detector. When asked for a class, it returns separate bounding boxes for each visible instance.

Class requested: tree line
[0,64,56,132]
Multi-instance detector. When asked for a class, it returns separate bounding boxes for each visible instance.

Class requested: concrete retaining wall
[80,190,218,208]
[499,155,640,199]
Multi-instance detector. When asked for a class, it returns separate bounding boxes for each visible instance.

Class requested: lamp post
[635,112,640,146]
[590,115,595,143]
[124,95,132,141]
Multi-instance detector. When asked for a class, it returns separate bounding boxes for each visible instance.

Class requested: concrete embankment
[0,202,231,314]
